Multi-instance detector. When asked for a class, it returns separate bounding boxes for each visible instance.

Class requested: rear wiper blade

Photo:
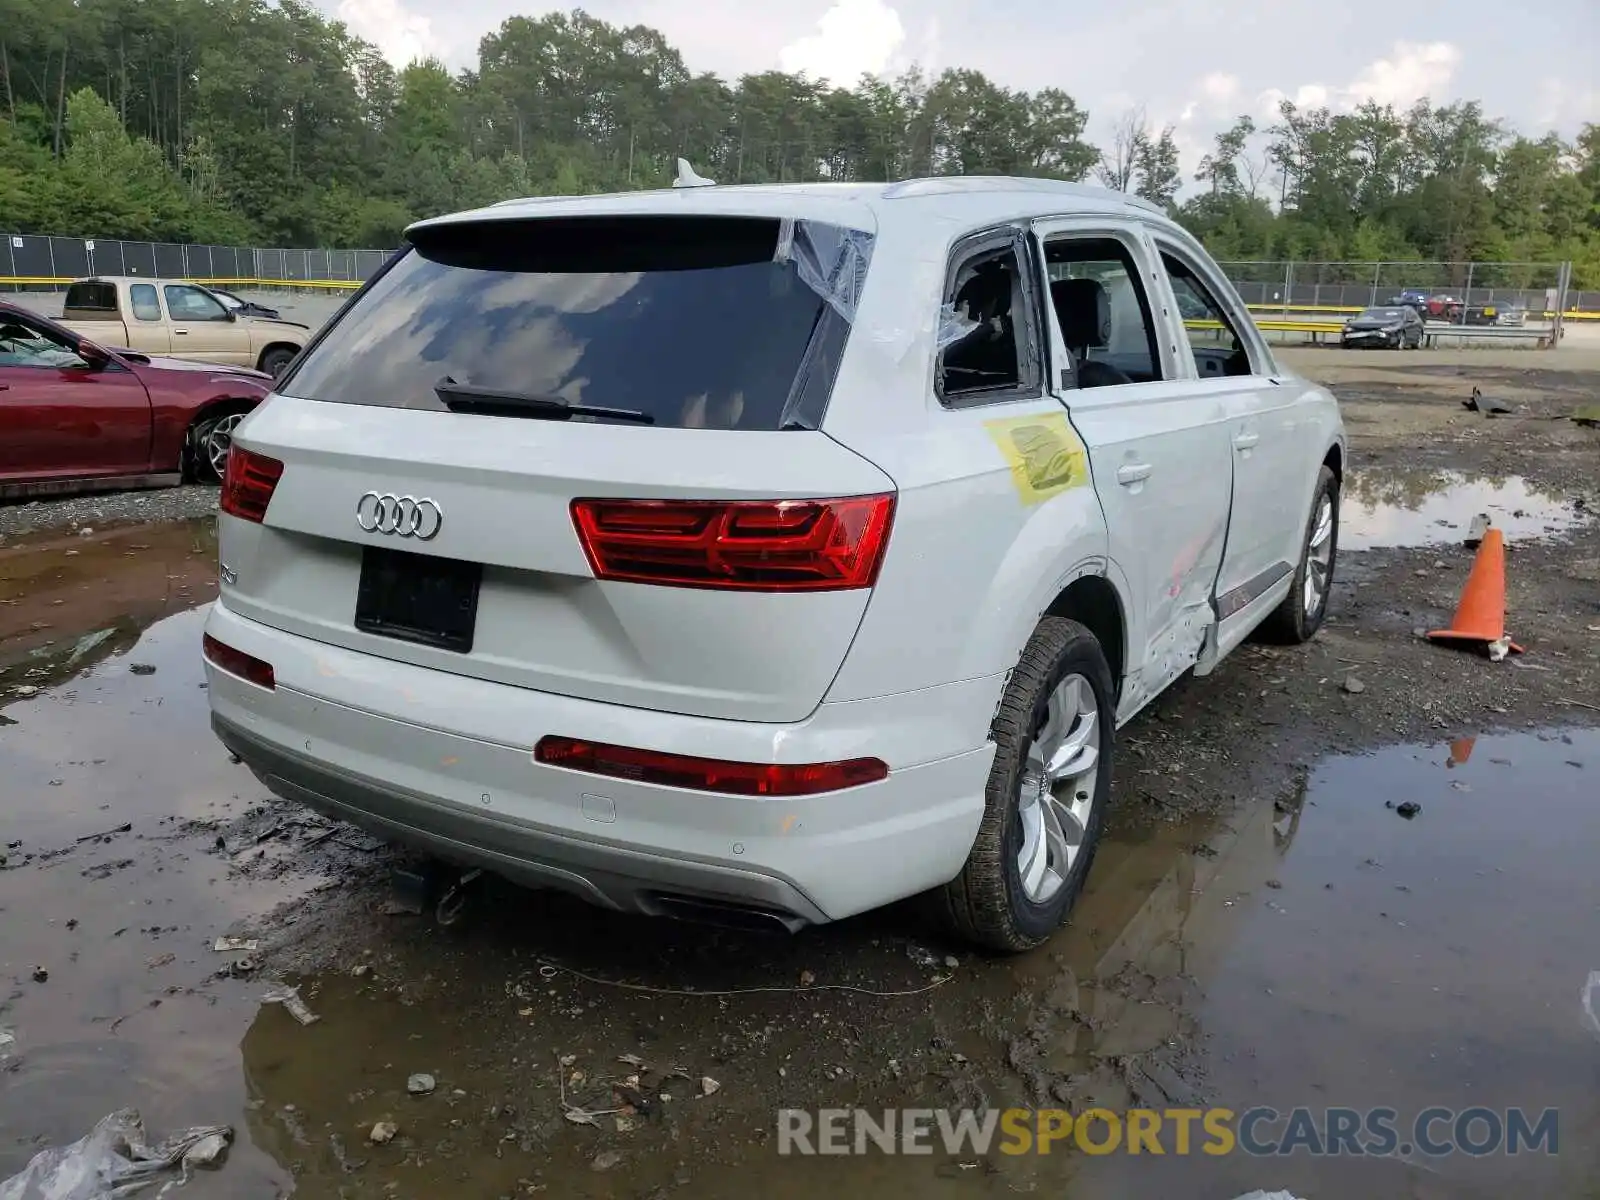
[434,379,654,424]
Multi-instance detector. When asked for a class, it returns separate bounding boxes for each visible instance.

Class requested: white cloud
[1200,72,1239,104]
[1253,41,1460,121]
[1535,79,1600,129]
[1346,41,1460,108]
[337,0,446,66]
[778,0,906,87]
[1254,83,1330,120]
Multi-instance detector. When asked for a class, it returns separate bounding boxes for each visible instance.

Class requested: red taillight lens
[203,633,276,690]
[534,736,888,797]
[570,494,895,591]
[220,447,284,523]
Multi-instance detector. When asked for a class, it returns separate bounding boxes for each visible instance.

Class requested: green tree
[1134,125,1181,209]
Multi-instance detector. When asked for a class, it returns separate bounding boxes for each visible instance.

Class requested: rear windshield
[281,215,874,431]
[64,281,118,312]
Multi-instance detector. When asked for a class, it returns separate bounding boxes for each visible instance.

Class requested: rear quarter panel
[826,413,1112,705]
[819,221,1113,714]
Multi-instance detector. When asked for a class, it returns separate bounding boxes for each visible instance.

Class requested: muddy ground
[2,348,1598,1199]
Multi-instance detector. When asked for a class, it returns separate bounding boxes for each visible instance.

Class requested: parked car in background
[55,277,308,378]
[1424,294,1464,321]
[1387,289,1430,316]
[201,286,283,321]
[1459,300,1506,326]
[204,174,1345,951]
[0,301,270,497]
[1342,305,1424,349]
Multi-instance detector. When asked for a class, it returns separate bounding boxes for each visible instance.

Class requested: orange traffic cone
[1427,528,1523,656]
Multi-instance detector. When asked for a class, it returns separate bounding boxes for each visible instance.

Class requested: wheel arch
[184,395,262,480]
[1322,440,1344,483]
[255,341,302,374]
[1042,574,1128,703]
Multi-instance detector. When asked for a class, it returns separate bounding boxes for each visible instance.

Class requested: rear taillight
[203,633,276,690]
[220,447,284,523]
[535,736,888,796]
[570,494,895,591]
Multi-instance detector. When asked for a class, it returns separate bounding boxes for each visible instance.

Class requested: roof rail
[1123,193,1167,215]
[879,176,1170,214]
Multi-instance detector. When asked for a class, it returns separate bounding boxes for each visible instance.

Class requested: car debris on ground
[0,1109,231,1200]
[1463,386,1514,415]
[260,984,319,1026]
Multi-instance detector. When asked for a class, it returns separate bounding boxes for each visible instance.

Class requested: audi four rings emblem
[356,492,443,540]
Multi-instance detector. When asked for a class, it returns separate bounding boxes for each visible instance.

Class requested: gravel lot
[0,485,220,542]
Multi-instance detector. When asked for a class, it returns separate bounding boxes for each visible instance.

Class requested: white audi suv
[204,176,1344,949]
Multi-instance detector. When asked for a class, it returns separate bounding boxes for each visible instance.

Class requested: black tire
[1258,465,1339,644]
[259,345,297,378]
[935,617,1115,952]
[188,408,250,484]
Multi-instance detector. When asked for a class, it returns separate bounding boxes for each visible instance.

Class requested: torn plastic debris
[1583,971,1600,1042]
[261,984,319,1026]
[211,936,258,953]
[773,219,874,327]
[1229,1193,1308,1200]
[934,303,982,352]
[0,1108,231,1200]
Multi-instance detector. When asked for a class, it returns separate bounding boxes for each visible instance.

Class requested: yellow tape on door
[983,412,1089,505]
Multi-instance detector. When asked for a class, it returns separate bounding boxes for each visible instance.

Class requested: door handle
[1233,432,1260,450]
[1116,462,1153,485]
[173,328,189,335]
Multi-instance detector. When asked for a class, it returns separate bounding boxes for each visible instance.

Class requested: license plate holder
[355,546,482,653]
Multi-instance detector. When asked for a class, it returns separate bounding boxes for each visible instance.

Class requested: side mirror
[226,309,238,322]
[77,340,111,369]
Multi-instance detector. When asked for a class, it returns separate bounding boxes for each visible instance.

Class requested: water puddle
[214,732,1600,1199]
[0,524,309,1195]
[1341,469,1587,550]
[3,523,1596,1200]
[1,519,218,689]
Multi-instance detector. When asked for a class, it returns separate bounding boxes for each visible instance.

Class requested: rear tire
[936,617,1115,952]
[1258,465,1339,644]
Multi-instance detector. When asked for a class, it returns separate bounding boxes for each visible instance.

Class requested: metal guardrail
[1241,302,1595,322]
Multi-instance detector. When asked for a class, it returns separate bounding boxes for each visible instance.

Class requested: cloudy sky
[323,0,1599,175]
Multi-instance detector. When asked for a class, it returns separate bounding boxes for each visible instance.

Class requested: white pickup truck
[57,277,310,377]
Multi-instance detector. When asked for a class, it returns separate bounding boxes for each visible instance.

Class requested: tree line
[2,0,1598,284]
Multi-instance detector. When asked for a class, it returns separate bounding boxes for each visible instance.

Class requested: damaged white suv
[203,175,1344,950]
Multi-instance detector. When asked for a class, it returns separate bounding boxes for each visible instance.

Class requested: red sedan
[0,301,271,499]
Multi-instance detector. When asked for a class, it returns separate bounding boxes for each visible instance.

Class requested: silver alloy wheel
[1015,672,1101,903]
[1303,494,1335,616]
[204,412,244,480]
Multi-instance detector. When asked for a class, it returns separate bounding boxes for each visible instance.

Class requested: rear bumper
[204,601,995,923]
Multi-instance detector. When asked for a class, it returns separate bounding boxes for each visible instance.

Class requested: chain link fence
[1216,259,1592,321]
[1,233,393,290]
[3,235,1596,322]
